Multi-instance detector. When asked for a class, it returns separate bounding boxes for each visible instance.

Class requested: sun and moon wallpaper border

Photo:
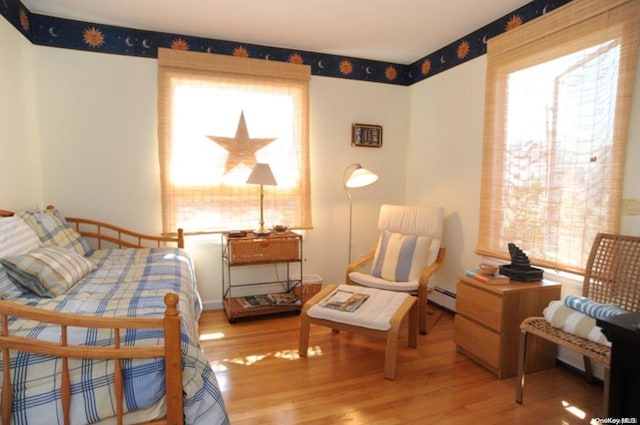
[2,0,572,86]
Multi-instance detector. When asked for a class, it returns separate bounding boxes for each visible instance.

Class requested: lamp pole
[343,163,378,264]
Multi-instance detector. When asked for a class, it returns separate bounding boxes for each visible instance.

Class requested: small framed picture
[352,123,383,148]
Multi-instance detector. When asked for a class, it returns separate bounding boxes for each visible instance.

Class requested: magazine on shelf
[319,290,369,312]
[239,295,273,308]
[268,292,300,305]
[464,269,510,285]
[238,293,300,308]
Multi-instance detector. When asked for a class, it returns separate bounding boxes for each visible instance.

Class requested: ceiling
[22,0,532,64]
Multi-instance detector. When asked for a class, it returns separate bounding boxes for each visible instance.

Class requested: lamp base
[254,225,271,236]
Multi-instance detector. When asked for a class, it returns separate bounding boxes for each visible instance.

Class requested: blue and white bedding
[1,247,229,425]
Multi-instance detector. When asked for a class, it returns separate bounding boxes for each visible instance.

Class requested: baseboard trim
[556,359,604,385]
[202,300,223,311]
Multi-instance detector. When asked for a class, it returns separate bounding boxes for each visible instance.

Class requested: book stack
[319,290,369,312]
[465,269,510,285]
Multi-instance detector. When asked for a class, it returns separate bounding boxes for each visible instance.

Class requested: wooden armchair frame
[516,233,640,414]
[347,246,446,334]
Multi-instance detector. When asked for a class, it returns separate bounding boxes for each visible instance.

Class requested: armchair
[346,204,446,334]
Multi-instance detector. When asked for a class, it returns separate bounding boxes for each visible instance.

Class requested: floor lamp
[343,163,378,264]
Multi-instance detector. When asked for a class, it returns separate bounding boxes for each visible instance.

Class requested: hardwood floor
[198,306,603,424]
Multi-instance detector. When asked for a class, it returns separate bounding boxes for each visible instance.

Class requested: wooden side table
[221,231,303,322]
[454,274,561,378]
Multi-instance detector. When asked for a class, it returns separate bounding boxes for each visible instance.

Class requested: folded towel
[563,295,628,319]
[543,300,611,346]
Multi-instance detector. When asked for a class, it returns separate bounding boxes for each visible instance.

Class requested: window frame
[157,48,312,235]
[477,0,640,274]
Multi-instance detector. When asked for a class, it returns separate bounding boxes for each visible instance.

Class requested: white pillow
[371,231,432,282]
[0,216,41,299]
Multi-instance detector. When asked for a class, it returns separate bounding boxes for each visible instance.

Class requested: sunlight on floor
[209,345,323,371]
[209,345,324,393]
[562,400,586,420]
[228,345,324,365]
[200,332,225,341]
[210,361,227,372]
[275,349,300,360]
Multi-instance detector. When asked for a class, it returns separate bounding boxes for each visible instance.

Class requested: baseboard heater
[429,286,457,312]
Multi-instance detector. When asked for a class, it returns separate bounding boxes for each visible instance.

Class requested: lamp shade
[247,163,277,186]
[344,165,378,189]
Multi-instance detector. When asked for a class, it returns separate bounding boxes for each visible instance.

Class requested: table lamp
[247,163,277,235]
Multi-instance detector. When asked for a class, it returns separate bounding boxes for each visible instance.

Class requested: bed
[0,207,229,425]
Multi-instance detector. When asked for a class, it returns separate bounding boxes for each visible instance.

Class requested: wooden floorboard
[198,306,603,424]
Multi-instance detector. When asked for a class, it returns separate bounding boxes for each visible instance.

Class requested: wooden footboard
[0,293,184,425]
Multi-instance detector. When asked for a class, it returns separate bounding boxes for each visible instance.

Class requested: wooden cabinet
[221,231,302,322]
[454,274,561,378]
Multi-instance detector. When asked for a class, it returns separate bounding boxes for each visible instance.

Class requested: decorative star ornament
[207,111,277,175]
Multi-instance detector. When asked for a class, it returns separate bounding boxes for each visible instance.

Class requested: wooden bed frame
[0,208,186,425]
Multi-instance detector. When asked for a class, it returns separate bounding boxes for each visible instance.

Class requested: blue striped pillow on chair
[371,231,432,282]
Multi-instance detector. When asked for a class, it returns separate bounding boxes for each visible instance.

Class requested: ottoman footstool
[298,283,418,380]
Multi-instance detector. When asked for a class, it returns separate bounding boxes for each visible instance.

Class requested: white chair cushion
[377,204,443,279]
[349,271,418,291]
[370,231,432,282]
[307,284,410,331]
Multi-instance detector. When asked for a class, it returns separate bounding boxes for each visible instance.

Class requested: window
[157,49,312,234]
[478,0,640,273]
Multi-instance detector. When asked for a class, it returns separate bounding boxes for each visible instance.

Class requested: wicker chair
[515,232,640,414]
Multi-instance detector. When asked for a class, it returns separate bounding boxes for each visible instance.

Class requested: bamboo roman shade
[157,48,312,234]
[478,0,640,273]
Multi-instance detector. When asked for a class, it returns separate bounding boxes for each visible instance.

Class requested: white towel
[543,300,610,347]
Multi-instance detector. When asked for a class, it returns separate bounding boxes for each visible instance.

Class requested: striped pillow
[0,246,96,297]
[371,231,432,282]
[19,208,91,256]
[0,216,41,299]
[0,216,41,256]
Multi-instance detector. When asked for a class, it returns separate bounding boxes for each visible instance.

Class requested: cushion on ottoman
[307,284,410,331]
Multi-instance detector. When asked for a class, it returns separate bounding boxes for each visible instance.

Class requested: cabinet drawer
[454,315,500,369]
[456,281,503,331]
[228,237,300,264]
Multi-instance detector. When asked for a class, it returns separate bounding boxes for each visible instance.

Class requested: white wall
[0,19,42,210]
[406,57,487,294]
[33,47,162,232]
[30,45,409,307]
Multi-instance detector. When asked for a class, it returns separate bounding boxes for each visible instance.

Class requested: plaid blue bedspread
[1,247,229,425]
